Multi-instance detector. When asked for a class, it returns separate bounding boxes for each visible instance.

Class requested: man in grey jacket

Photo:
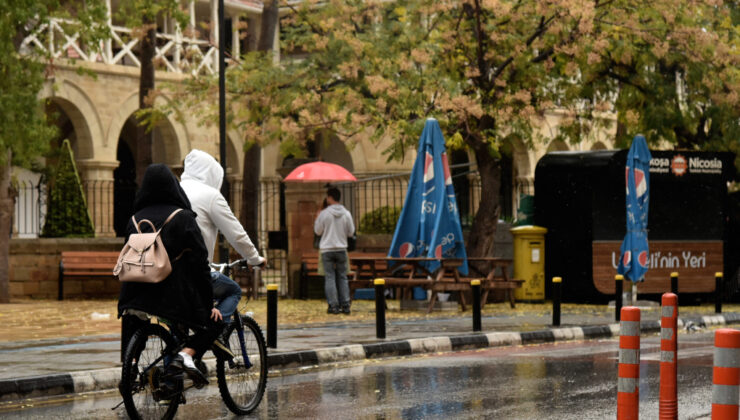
[314,187,355,314]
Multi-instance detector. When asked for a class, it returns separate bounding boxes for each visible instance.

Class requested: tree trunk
[258,0,279,52]
[0,152,13,303]
[135,24,156,187]
[466,143,502,260]
[241,144,261,244]
[240,1,278,243]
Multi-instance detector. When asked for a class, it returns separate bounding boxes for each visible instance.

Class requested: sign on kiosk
[593,241,723,294]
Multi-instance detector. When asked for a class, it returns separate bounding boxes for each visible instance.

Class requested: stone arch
[546,139,569,152]
[41,80,103,160]
[591,141,608,150]
[106,92,190,167]
[226,130,244,177]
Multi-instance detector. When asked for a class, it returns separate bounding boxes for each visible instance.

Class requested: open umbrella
[283,161,357,182]
[617,134,652,282]
[388,118,468,274]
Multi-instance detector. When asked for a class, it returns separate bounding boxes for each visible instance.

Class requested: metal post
[618,307,641,420]
[374,279,386,339]
[217,0,230,265]
[659,293,678,419]
[552,277,561,327]
[712,329,740,419]
[471,279,481,332]
[671,272,678,296]
[615,274,623,322]
[266,284,278,348]
[716,272,724,314]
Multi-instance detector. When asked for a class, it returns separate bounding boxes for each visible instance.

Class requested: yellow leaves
[394,7,407,22]
[587,52,601,65]
[625,110,640,127]
[366,75,392,96]
[446,131,465,150]
[652,42,669,59]
[410,48,431,65]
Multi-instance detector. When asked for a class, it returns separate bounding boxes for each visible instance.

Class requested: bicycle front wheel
[217,315,268,415]
[120,323,180,420]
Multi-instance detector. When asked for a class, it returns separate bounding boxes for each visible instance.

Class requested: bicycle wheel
[120,323,180,420]
[217,315,268,415]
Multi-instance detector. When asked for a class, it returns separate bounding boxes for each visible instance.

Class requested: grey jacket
[314,204,355,252]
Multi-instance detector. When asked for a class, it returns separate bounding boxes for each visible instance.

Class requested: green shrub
[41,139,95,237]
[359,206,402,234]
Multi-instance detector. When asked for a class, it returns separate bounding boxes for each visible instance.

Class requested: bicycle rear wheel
[217,315,268,415]
[120,323,180,420]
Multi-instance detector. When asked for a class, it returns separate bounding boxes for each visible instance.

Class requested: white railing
[20,18,218,76]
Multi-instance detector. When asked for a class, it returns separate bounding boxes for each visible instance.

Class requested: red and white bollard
[618,306,641,420]
[712,329,740,420]
[659,293,678,419]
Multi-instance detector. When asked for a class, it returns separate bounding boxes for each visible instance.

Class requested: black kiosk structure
[534,150,737,303]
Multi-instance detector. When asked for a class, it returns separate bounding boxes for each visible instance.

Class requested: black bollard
[671,272,678,295]
[266,284,278,348]
[471,280,482,332]
[552,277,562,327]
[716,272,723,314]
[615,274,623,322]
[374,279,386,339]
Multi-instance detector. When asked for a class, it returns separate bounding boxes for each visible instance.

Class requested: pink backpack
[113,209,182,283]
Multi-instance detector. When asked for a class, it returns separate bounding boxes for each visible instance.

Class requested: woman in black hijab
[118,164,220,385]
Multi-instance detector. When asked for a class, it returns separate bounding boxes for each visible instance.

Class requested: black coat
[117,165,213,329]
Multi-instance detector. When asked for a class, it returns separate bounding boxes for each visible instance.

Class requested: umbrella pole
[623,281,634,306]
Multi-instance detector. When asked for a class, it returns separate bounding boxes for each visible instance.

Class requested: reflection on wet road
[1,332,717,419]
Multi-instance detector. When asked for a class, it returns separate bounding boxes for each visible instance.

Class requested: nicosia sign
[592,241,723,294]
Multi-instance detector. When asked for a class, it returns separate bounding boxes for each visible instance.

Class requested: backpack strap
[131,208,183,234]
[157,208,184,233]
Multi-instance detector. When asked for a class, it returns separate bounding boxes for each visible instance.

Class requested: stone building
[10,0,616,298]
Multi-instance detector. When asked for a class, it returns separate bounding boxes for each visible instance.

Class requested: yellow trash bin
[510,225,547,302]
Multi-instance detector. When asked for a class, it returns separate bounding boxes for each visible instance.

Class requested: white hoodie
[314,204,355,252]
[180,149,264,266]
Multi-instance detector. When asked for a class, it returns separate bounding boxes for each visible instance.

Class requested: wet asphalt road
[0,331,718,419]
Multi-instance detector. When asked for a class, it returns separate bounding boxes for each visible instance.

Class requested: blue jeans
[321,251,349,308]
[210,271,242,323]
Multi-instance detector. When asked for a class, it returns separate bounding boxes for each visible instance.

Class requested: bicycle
[117,259,268,419]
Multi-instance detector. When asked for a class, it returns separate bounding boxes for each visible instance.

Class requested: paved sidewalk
[1,300,738,403]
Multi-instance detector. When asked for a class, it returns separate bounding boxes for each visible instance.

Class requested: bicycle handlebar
[210,259,263,274]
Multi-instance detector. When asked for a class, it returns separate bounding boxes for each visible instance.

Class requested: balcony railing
[20,18,219,76]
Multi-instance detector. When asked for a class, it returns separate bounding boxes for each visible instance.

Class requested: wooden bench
[58,251,120,300]
[300,252,385,299]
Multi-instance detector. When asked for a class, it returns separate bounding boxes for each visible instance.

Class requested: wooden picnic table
[348,255,521,313]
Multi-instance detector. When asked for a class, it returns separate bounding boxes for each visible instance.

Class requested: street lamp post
[218,0,229,264]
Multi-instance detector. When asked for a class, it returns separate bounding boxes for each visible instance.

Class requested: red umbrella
[283,162,356,182]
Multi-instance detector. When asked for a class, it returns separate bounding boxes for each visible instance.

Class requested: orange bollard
[659,293,678,419]
[618,306,641,420]
[712,329,740,419]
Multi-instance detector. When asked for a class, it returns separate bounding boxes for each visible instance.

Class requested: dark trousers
[121,314,223,362]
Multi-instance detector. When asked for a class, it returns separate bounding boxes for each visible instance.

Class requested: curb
[3,313,740,403]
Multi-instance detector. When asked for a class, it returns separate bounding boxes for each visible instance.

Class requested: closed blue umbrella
[388,118,468,275]
[617,135,652,282]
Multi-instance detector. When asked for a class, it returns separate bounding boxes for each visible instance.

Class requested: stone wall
[9,238,124,299]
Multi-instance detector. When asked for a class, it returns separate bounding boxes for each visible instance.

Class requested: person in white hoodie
[314,187,355,314]
[180,150,266,331]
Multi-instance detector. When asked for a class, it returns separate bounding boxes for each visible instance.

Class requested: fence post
[471,279,481,332]
[660,293,678,420]
[712,329,740,420]
[716,272,724,314]
[618,306,641,420]
[374,279,386,339]
[552,277,561,327]
[266,284,278,348]
[671,272,678,296]
[615,274,623,322]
